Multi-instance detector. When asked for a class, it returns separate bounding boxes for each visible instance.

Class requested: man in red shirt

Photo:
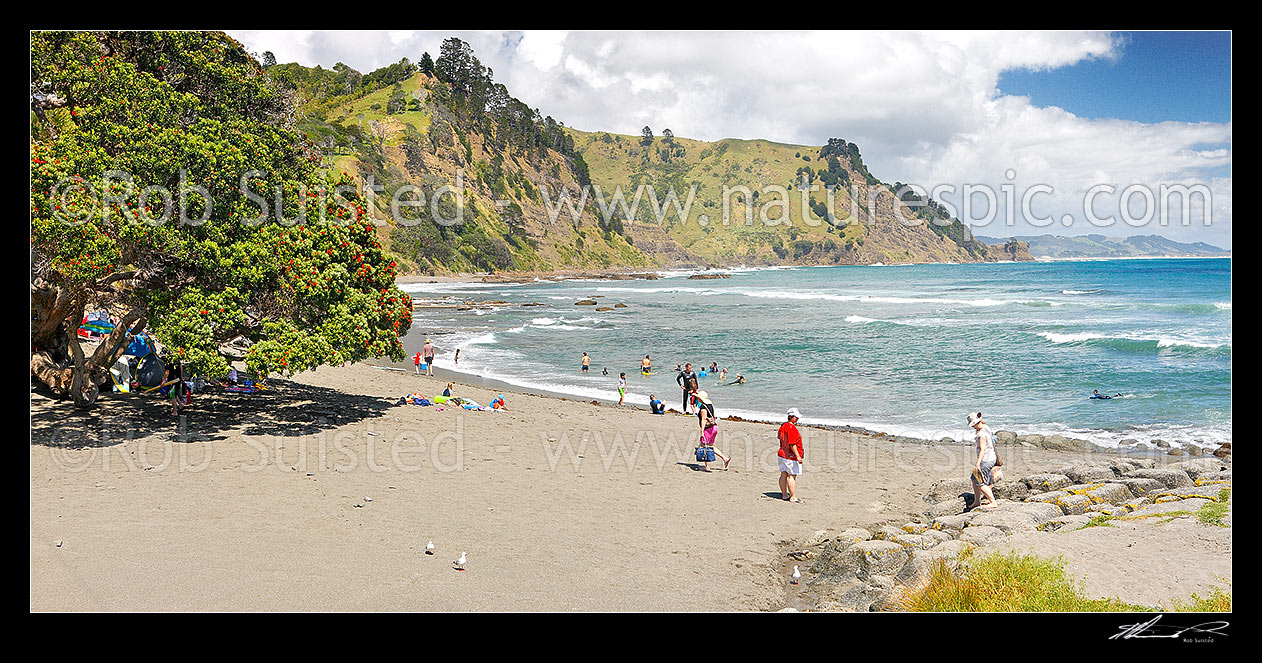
[777,408,804,502]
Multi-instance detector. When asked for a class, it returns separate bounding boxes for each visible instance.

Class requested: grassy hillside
[570,128,1006,266]
[273,47,658,275]
[270,39,1026,274]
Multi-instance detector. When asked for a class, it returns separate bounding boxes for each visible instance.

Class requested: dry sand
[30,363,1230,611]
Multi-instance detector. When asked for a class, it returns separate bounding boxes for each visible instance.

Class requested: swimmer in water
[729,374,745,385]
[641,355,652,375]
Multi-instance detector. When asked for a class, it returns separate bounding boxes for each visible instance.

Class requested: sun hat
[967,411,983,427]
[787,407,801,419]
[695,390,711,403]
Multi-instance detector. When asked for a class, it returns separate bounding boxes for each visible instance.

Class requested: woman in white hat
[968,411,998,510]
[694,391,730,471]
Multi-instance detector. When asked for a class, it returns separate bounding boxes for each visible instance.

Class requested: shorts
[618,387,626,396]
[778,457,802,475]
[582,364,589,372]
[701,425,718,446]
[423,356,434,366]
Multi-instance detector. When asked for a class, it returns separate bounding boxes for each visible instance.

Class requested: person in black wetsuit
[677,362,698,414]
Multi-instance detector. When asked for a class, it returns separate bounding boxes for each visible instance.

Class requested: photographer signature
[1111,615,1229,640]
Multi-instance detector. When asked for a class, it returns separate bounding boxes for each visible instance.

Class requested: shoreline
[369,359,1214,459]
[31,362,1230,611]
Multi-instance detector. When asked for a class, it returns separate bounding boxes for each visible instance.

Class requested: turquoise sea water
[398,258,1231,448]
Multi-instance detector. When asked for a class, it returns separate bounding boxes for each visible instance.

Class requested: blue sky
[999,31,1231,125]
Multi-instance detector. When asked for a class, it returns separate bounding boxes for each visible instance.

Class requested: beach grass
[897,551,1231,612]
[1166,584,1232,612]
[897,552,1150,612]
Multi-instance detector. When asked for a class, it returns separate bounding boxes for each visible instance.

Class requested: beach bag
[695,445,716,463]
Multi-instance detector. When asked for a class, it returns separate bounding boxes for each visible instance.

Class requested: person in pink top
[777,408,804,502]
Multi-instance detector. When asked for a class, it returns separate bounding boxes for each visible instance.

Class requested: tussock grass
[1167,584,1232,612]
[897,551,1231,612]
[897,552,1148,612]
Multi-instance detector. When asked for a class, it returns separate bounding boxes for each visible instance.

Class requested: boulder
[834,528,873,545]
[873,525,907,541]
[901,522,932,535]
[804,530,832,547]
[840,540,910,579]
[1064,465,1118,483]
[967,511,1040,533]
[1195,470,1231,484]
[1125,468,1194,489]
[1026,490,1069,504]
[1213,443,1231,458]
[595,306,615,311]
[613,303,627,308]
[992,481,1029,501]
[1153,486,1228,502]
[1167,449,1188,457]
[890,533,938,550]
[1122,496,1153,511]
[1017,433,1044,446]
[1054,494,1093,515]
[1022,473,1072,492]
[1113,478,1166,498]
[923,478,974,504]
[959,525,1006,546]
[574,299,598,305]
[998,501,1063,524]
[1153,439,1171,449]
[1037,515,1093,532]
[931,514,974,531]
[923,497,968,520]
[1085,504,1129,516]
[1132,498,1210,516]
[835,579,895,612]
[923,529,954,544]
[1082,483,1132,505]
[1185,446,1204,457]
[1170,458,1229,480]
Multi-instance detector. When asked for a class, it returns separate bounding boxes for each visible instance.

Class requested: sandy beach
[30,363,1230,611]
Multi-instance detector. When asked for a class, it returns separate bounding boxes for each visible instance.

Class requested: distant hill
[973,233,1230,259]
[571,130,1034,267]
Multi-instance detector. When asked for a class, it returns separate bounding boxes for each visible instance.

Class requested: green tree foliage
[419,52,435,77]
[641,126,654,146]
[30,31,411,407]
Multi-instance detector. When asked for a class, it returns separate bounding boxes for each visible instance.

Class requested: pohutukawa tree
[31,31,412,407]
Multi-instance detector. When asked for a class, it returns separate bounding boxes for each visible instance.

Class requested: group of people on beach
[409,338,998,509]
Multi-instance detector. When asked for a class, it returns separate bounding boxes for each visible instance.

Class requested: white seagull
[791,566,801,584]
[453,552,467,570]
[425,540,435,555]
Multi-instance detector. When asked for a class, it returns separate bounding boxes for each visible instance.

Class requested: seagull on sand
[425,540,435,555]
[791,566,801,584]
[454,552,467,570]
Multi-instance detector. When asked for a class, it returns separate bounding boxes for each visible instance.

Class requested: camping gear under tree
[135,354,165,389]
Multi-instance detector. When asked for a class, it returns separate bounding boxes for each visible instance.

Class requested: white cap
[787,408,801,419]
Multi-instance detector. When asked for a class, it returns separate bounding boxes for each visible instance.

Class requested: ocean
[397,258,1231,449]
